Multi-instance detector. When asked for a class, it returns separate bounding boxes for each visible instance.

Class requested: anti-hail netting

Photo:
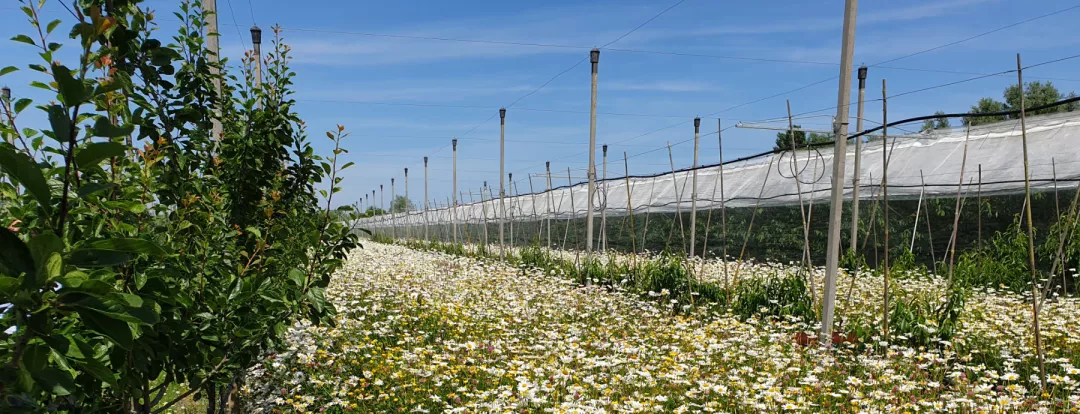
[361,109,1079,232]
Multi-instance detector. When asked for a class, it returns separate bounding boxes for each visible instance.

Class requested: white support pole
[820,0,859,342]
[586,48,600,253]
[850,66,867,252]
[690,118,700,257]
[1016,54,1047,389]
[601,144,609,251]
[405,168,410,240]
[424,157,430,241]
[202,0,222,146]
[453,138,459,244]
[250,25,263,109]
[529,174,539,244]
[391,178,397,239]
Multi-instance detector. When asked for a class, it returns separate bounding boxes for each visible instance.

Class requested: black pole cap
[508,173,513,181]
[452,138,457,149]
[546,161,550,170]
[1,86,9,100]
[380,184,383,189]
[250,26,262,45]
[590,48,600,64]
[424,156,428,165]
[499,108,506,119]
[602,144,608,154]
[404,168,408,175]
[694,117,701,129]
[857,66,868,80]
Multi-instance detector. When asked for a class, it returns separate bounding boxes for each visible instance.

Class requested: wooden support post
[499,108,507,258]
[624,152,637,259]
[391,178,397,239]
[481,182,490,248]
[529,174,540,245]
[642,176,658,250]
[690,118,700,258]
[509,173,515,252]
[424,157,430,241]
[546,162,554,251]
[564,168,575,251]
[666,142,687,253]
[601,144,609,251]
[787,101,814,294]
[946,127,971,285]
[881,79,891,341]
[1016,54,1047,390]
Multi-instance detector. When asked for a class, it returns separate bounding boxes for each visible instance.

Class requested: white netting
[361,112,1080,229]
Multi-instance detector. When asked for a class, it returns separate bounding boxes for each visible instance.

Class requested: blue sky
[4,0,1080,209]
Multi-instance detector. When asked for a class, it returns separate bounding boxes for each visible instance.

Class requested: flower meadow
[242,242,1080,413]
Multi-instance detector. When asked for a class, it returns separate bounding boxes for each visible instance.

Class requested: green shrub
[732,272,815,322]
[888,287,966,348]
[953,217,1032,292]
[0,2,357,411]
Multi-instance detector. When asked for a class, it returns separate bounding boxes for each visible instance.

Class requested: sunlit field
[242,243,1080,413]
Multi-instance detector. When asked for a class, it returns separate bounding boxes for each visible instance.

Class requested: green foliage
[890,250,926,275]
[920,111,950,132]
[731,271,815,322]
[773,125,832,151]
[888,287,965,348]
[0,2,357,412]
[953,217,1031,292]
[966,81,1078,126]
[390,195,415,213]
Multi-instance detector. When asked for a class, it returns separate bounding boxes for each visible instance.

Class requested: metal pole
[718,120,729,289]
[250,25,262,109]
[623,152,637,258]
[601,144,609,251]
[529,174,539,244]
[453,139,459,244]
[499,108,506,258]
[380,185,384,213]
[910,179,924,253]
[787,101,813,278]
[586,48,600,253]
[1016,54,1047,390]
[405,167,410,239]
[977,164,982,253]
[851,66,867,252]
[202,0,222,145]
[546,162,553,251]
[881,79,890,342]
[820,0,859,342]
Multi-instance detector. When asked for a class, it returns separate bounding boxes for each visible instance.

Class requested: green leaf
[287,268,305,287]
[13,98,31,114]
[67,249,133,267]
[109,292,144,308]
[11,34,35,46]
[85,238,167,255]
[0,146,53,217]
[76,141,126,167]
[46,19,62,35]
[74,356,117,386]
[33,367,75,396]
[78,308,133,350]
[78,182,116,198]
[21,342,48,372]
[28,233,63,269]
[47,104,71,145]
[0,226,34,279]
[340,161,355,170]
[0,66,16,77]
[52,64,86,105]
[0,276,18,299]
[90,117,134,138]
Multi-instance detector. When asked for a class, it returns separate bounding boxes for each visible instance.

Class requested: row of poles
[185,0,1052,389]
